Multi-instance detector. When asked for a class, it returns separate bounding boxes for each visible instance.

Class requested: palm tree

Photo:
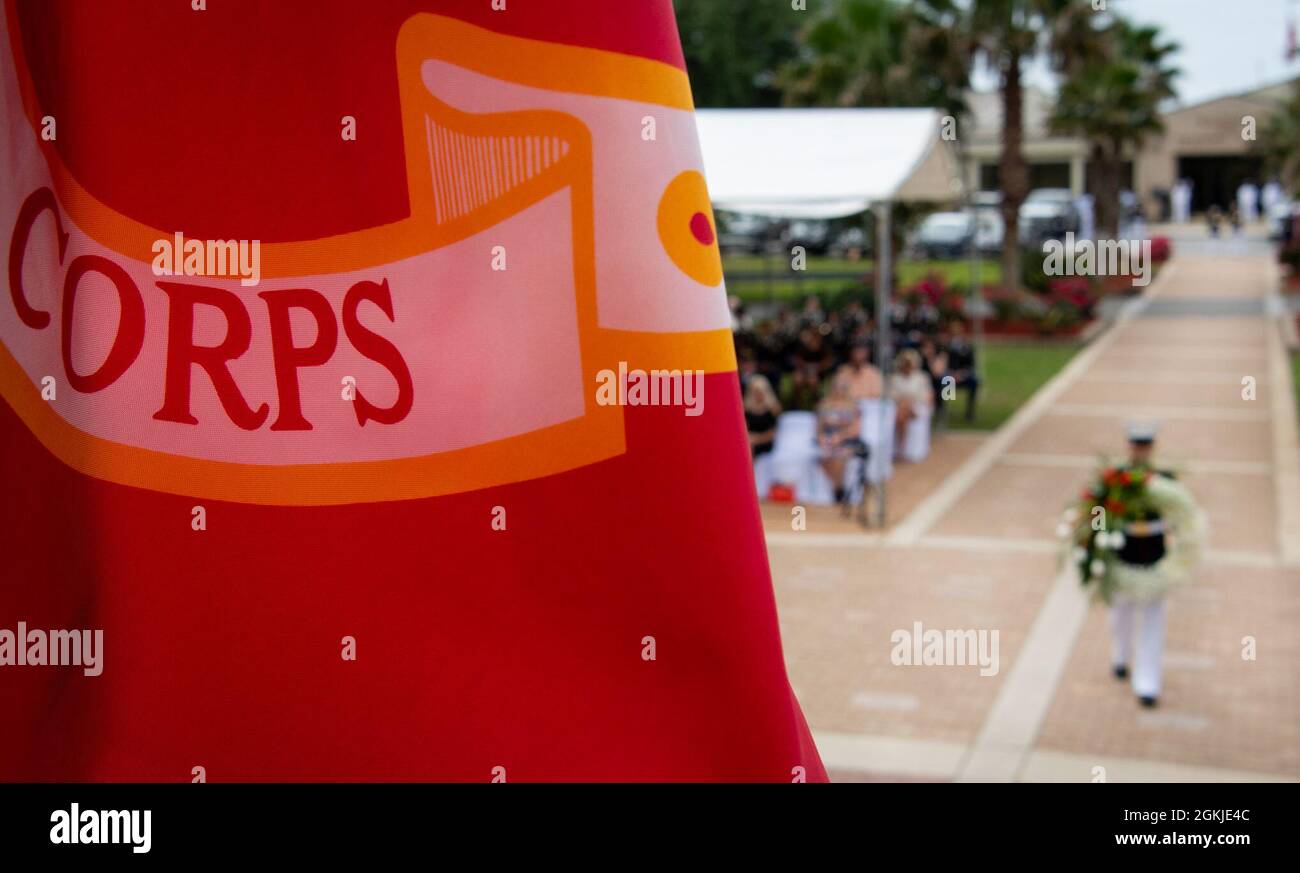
[779,0,968,116]
[673,0,806,108]
[777,0,970,301]
[1255,80,1300,194]
[974,0,1103,287]
[778,0,1106,287]
[915,0,1104,288]
[1052,19,1180,238]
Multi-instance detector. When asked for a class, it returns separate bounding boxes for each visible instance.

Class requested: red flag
[0,0,824,781]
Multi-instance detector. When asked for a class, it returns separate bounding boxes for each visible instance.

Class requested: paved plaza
[766,228,1300,782]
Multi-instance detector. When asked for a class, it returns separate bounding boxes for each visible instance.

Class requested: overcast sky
[1122,0,1300,103]
[979,0,1300,105]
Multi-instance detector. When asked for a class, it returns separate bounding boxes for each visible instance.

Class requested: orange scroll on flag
[0,0,824,781]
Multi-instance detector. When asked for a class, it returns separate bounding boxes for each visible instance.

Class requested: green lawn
[1292,353,1300,422]
[946,340,1082,432]
[723,255,1001,301]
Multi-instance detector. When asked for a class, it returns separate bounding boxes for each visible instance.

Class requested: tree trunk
[1092,141,1122,240]
[998,45,1028,291]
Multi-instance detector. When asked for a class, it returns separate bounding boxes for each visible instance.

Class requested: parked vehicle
[1019,188,1080,245]
[971,190,1002,211]
[973,210,1004,256]
[828,226,868,258]
[781,219,832,255]
[912,212,974,260]
[716,212,773,254]
[1025,187,1077,207]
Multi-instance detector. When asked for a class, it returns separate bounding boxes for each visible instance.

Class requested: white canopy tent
[695,108,967,525]
[695,108,964,217]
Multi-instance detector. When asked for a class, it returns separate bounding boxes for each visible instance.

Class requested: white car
[1019,189,1080,245]
[973,210,1004,256]
[913,212,974,259]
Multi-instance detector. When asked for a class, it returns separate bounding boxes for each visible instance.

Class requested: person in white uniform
[1062,423,1206,707]
[1236,181,1259,225]
[1171,179,1192,224]
[1262,179,1284,214]
[1076,192,1095,242]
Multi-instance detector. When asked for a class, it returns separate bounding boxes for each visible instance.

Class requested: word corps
[8,187,413,431]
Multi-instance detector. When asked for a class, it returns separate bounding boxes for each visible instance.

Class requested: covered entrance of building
[1177,154,1265,212]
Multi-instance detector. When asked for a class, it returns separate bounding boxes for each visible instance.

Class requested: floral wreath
[1058,458,1207,603]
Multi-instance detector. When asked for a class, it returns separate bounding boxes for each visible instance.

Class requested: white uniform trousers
[1109,596,1167,698]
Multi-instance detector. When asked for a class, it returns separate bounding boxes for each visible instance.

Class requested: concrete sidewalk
[767,230,1300,782]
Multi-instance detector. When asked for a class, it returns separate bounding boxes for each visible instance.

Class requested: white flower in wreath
[1108,474,1207,602]
[1098,530,1124,549]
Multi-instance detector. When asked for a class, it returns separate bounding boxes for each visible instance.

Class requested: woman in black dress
[743,374,782,458]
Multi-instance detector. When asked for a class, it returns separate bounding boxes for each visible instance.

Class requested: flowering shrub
[980,284,1020,323]
[908,274,947,307]
[975,280,1097,334]
[1022,254,1051,293]
[1047,277,1093,310]
[881,273,1101,336]
[1149,236,1172,263]
[897,272,966,321]
[1280,239,1300,275]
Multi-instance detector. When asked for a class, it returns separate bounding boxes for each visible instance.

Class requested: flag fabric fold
[0,0,824,782]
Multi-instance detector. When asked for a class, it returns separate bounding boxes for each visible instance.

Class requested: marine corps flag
[0,0,824,781]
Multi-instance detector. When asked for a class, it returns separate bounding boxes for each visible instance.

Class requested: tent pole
[967,195,984,386]
[874,201,892,528]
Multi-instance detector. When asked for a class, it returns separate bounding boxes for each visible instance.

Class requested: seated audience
[799,294,825,327]
[816,376,861,502]
[833,341,884,401]
[793,326,833,379]
[943,321,979,422]
[889,349,933,448]
[919,337,948,418]
[729,292,980,490]
[783,361,823,412]
[743,375,782,458]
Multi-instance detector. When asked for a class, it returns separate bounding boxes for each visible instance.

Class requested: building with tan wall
[1134,78,1296,216]
[964,77,1297,217]
[964,87,1089,196]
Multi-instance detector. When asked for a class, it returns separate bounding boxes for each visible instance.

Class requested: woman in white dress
[889,348,933,449]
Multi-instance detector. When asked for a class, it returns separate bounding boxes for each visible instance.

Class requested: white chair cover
[857,399,896,481]
[753,451,774,499]
[767,411,834,505]
[898,402,932,463]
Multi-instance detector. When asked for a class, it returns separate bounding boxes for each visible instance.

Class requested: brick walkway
[766,228,1300,782]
